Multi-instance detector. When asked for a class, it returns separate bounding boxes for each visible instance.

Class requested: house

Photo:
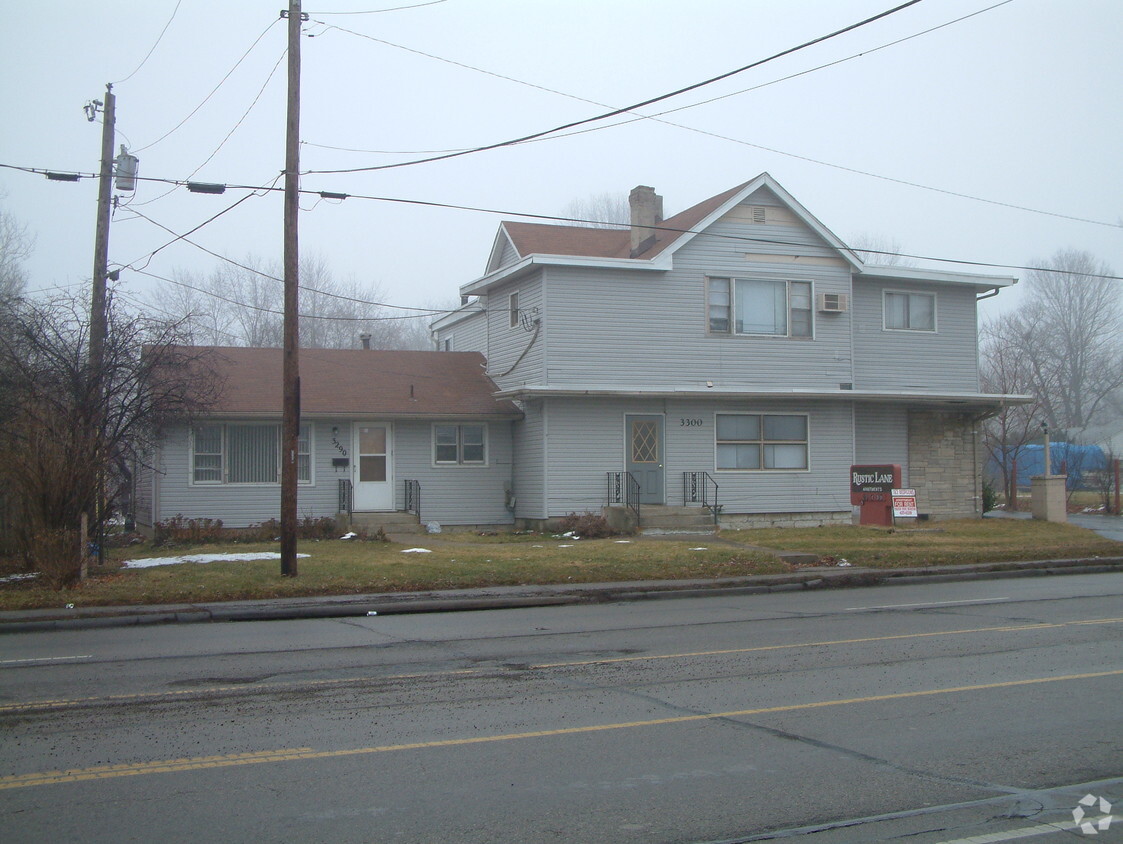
[138,173,1025,534]
[432,172,1023,528]
[135,349,522,532]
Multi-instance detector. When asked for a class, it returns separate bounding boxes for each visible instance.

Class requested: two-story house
[136,173,1020,534]
[432,172,1019,528]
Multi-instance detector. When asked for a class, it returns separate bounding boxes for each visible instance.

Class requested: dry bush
[26,528,82,590]
[559,511,617,539]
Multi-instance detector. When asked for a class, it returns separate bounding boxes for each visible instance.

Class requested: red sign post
[850,464,902,526]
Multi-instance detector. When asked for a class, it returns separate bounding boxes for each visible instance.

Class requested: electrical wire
[113,0,184,84]
[126,205,447,314]
[133,18,281,153]
[310,0,448,13]
[303,0,927,174]
[4,161,1120,280]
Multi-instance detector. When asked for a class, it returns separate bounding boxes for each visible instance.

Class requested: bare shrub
[559,511,617,539]
[26,528,81,590]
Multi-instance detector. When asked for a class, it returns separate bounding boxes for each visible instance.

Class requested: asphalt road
[2,574,1121,843]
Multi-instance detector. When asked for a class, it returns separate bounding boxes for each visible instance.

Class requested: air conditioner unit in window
[817,292,849,313]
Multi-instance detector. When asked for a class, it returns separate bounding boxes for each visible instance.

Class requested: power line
[126,205,448,314]
[5,161,1120,281]
[310,0,448,13]
[303,0,927,175]
[113,0,184,85]
[133,18,280,153]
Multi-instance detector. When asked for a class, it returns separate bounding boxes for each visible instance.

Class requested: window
[509,291,519,328]
[191,423,312,484]
[434,424,486,465]
[708,277,812,337]
[884,290,935,331]
[716,413,808,471]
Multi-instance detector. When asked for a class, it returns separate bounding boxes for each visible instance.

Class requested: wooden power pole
[90,83,114,397]
[280,0,304,576]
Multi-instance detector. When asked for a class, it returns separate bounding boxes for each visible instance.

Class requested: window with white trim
[715,413,808,471]
[509,291,519,328]
[434,424,486,465]
[884,290,936,331]
[191,423,312,484]
[708,277,812,337]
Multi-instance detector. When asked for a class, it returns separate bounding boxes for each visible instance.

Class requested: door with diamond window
[626,414,664,504]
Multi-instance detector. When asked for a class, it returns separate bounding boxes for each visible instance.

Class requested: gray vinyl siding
[482,273,545,389]
[496,236,520,270]
[437,308,487,353]
[157,417,515,527]
[394,421,514,525]
[543,397,853,516]
[851,278,980,392]
[157,421,341,527]
[512,400,547,520]
[542,195,855,390]
[854,403,909,485]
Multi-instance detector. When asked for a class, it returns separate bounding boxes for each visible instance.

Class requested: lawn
[0,518,1117,611]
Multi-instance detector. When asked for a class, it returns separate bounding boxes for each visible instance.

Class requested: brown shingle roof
[189,347,520,418]
[503,180,751,261]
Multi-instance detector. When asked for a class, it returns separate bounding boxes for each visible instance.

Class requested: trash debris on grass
[558,544,574,548]
[837,558,852,567]
[401,548,432,554]
[366,611,378,616]
[690,547,709,551]
[615,540,632,544]
[426,522,442,534]
[125,552,311,569]
[340,532,358,540]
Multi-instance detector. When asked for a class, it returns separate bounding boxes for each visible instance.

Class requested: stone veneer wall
[907,410,981,519]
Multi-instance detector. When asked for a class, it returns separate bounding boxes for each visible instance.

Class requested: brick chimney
[629,185,663,258]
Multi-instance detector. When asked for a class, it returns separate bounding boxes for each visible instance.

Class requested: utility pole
[280,0,305,576]
[87,83,115,577]
[90,83,114,396]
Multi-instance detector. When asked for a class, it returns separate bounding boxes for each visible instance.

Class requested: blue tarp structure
[989,442,1107,489]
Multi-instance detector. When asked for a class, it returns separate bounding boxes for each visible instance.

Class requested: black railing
[606,471,641,522]
[338,478,353,516]
[683,471,721,525]
[404,479,421,515]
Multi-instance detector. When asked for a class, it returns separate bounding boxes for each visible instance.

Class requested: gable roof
[186,347,520,419]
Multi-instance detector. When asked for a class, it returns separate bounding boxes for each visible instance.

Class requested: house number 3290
[679,418,704,427]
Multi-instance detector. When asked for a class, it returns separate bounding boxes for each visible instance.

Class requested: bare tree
[146,254,436,350]
[979,317,1041,508]
[0,291,221,583]
[0,200,34,301]
[848,233,916,267]
[559,192,630,228]
[1005,249,1123,433]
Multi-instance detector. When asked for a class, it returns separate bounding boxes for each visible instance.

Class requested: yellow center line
[2,618,1119,715]
[3,669,1121,791]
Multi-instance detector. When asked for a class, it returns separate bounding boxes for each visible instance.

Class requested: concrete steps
[637,505,719,534]
[344,511,425,535]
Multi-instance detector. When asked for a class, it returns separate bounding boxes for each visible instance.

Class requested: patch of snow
[614,540,632,544]
[690,547,709,551]
[558,544,574,548]
[0,572,39,584]
[340,532,358,540]
[401,548,432,554]
[125,552,310,569]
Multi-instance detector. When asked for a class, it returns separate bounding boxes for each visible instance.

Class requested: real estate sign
[891,488,918,518]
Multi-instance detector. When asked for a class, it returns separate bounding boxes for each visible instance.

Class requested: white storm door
[353,424,393,510]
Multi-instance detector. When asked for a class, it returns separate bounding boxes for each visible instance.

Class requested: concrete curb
[2,556,1121,633]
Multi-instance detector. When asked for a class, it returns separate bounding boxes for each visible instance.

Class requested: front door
[626,414,664,504]
[354,424,393,511]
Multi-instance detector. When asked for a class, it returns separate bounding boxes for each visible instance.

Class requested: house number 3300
[679,418,704,427]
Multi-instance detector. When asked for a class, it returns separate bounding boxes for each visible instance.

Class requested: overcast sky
[1,0,1120,326]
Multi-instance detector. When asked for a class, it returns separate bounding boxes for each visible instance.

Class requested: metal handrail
[683,471,721,525]
[606,471,641,522]
[338,478,353,516]
[404,479,421,515]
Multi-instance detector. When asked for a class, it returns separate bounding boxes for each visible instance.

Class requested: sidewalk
[2,554,1120,634]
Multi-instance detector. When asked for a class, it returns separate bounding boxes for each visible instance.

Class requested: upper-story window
[509,292,519,328]
[884,290,936,331]
[708,277,812,338]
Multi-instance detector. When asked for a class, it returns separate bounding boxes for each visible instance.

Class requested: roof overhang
[857,264,1018,288]
[198,410,523,422]
[460,252,669,297]
[496,385,1033,412]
